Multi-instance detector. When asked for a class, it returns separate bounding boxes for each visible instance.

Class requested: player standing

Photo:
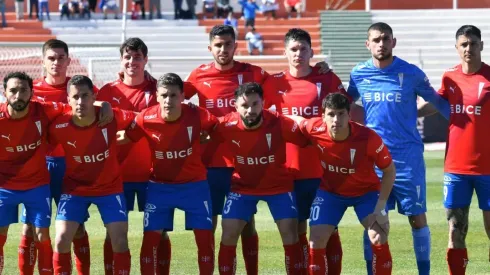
[293,93,395,274]
[437,25,490,274]
[120,73,216,274]
[50,75,133,274]
[347,22,450,275]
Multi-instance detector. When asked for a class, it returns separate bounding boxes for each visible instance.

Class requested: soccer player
[212,82,309,275]
[347,22,450,275]
[293,92,395,274]
[97,37,160,274]
[49,75,133,274]
[262,28,347,274]
[437,25,490,274]
[120,73,216,275]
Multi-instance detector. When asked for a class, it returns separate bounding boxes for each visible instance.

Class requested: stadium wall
[305,0,490,11]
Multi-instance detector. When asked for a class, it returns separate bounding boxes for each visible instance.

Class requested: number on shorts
[443,185,448,202]
[144,212,149,227]
[310,205,320,221]
[223,200,233,215]
[58,202,67,216]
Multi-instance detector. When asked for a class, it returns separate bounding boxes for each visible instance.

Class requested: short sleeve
[413,67,450,119]
[184,70,199,100]
[329,73,352,103]
[368,131,392,169]
[262,75,278,109]
[253,65,269,85]
[114,108,136,131]
[280,115,308,147]
[198,107,218,132]
[125,113,146,142]
[347,72,360,101]
[42,101,71,122]
[437,72,450,100]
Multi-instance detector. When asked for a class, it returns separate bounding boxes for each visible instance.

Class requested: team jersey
[347,57,449,152]
[0,101,69,190]
[184,61,268,168]
[438,63,490,175]
[33,77,100,157]
[125,104,217,184]
[48,108,135,196]
[263,66,349,180]
[97,79,158,183]
[212,110,309,195]
[300,118,392,197]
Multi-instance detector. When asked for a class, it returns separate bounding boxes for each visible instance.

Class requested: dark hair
[157,73,184,92]
[367,22,393,38]
[67,75,94,93]
[284,28,312,47]
[42,39,69,56]
[322,93,350,113]
[3,71,33,90]
[234,82,263,99]
[209,25,236,42]
[120,37,148,57]
[455,25,481,40]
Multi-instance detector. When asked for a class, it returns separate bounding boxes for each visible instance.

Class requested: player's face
[4,78,32,112]
[43,48,71,77]
[366,30,396,61]
[67,84,95,118]
[284,39,313,68]
[456,34,483,64]
[157,85,184,115]
[235,93,263,128]
[208,35,237,66]
[322,107,350,134]
[121,48,148,77]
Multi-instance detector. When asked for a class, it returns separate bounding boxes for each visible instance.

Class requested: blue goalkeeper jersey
[347,56,449,152]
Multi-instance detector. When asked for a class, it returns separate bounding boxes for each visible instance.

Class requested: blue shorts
[56,193,128,225]
[294,178,321,222]
[207,168,233,216]
[0,185,51,228]
[381,149,427,216]
[143,180,213,232]
[309,189,380,227]
[124,182,148,212]
[443,173,490,210]
[47,156,66,206]
[222,191,298,222]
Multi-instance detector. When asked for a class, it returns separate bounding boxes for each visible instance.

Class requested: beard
[240,113,262,128]
[8,96,31,112]
[214,54,233,67]
[373,51,392,62]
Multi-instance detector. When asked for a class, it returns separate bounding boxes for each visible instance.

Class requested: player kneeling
[50,75,134,274]
[294,93,395,275]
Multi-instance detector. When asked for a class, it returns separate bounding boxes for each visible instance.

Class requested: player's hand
[200,131,211,144]
[98,102,114,127]
[367,211,389,235]
[315,61,332,74]
[186,101,198,109]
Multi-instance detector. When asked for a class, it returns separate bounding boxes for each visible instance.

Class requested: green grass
[2,151,488,274]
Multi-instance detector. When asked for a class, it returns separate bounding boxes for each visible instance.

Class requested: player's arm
[281,115,310,147]
[198,107,219,144]
[183,70,199,100]
[94,101,114,126]
[119,113,145,145]
[417,100,438,117]
[414,68,450,119]
[345,72,365,124]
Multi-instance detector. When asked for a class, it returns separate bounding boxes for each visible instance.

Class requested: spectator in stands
[223,11,238,37]
[284,0,301,18]
[217,0,232,18]
[245,27,264,55]
[239,0,260,29]
[88,0,96,12]
[79,0,91,18]
[0,0,5,27]
[173,0,182,19]
[202,0,217,19]
[131,0,146,19]
[261,0,277,19]
[29,0,39,19]
[15,0,24,21]
[39,0,51,21]
[148,0,162,19]
[59,0,70,19]
[100,0,119,19]
[186,0,197,19]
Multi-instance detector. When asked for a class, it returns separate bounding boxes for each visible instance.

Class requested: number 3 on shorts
[310,205,320,221]
[144,212,149,227]
[223,200,233,215]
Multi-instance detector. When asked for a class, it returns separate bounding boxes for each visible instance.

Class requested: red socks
[73,232,90,275]
[157,236,171,275]
[53,252,72,274]
[194,229,215,275]
[19,235,36,275]
[218,243,237,275]
[103,239,113,275]
[0,234,6,274]
[326,230,342,275]
[241,234,259,275]
[113,251,131,275]
[140,231,161,274]
[308,248,327,275]
[36,240,53,275]
[298,233,309,273]
[283,242,303,275]
[372,243,392,275]
[447,248,468,275]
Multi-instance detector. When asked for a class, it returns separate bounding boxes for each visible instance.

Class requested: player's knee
[241,220,257,238]
[277,219,299,244]
[368,229,387,246]
[409,214,428,229]
[74,226,86,239]
[110,234,129,253]
[298,220,308,235]
[54,232,73,252]
[34,227,51,242]
[22,223,34,236]
[0,226,8,235]
[309,228,328,249]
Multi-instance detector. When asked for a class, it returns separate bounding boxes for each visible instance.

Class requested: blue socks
[363,230,373,275]
[412,226,431,275]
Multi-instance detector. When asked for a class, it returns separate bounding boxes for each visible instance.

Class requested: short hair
[67,75,94,93]
[209,25,236,42]
[284,28,312,47]
[156,73,184,92]
[3,71,33,91]
[455,25,481,40]
[42,39,69,56]
[120,37,148,57]
[322,93,350,113]
[234,82,263,99]
[367,22,393,38]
